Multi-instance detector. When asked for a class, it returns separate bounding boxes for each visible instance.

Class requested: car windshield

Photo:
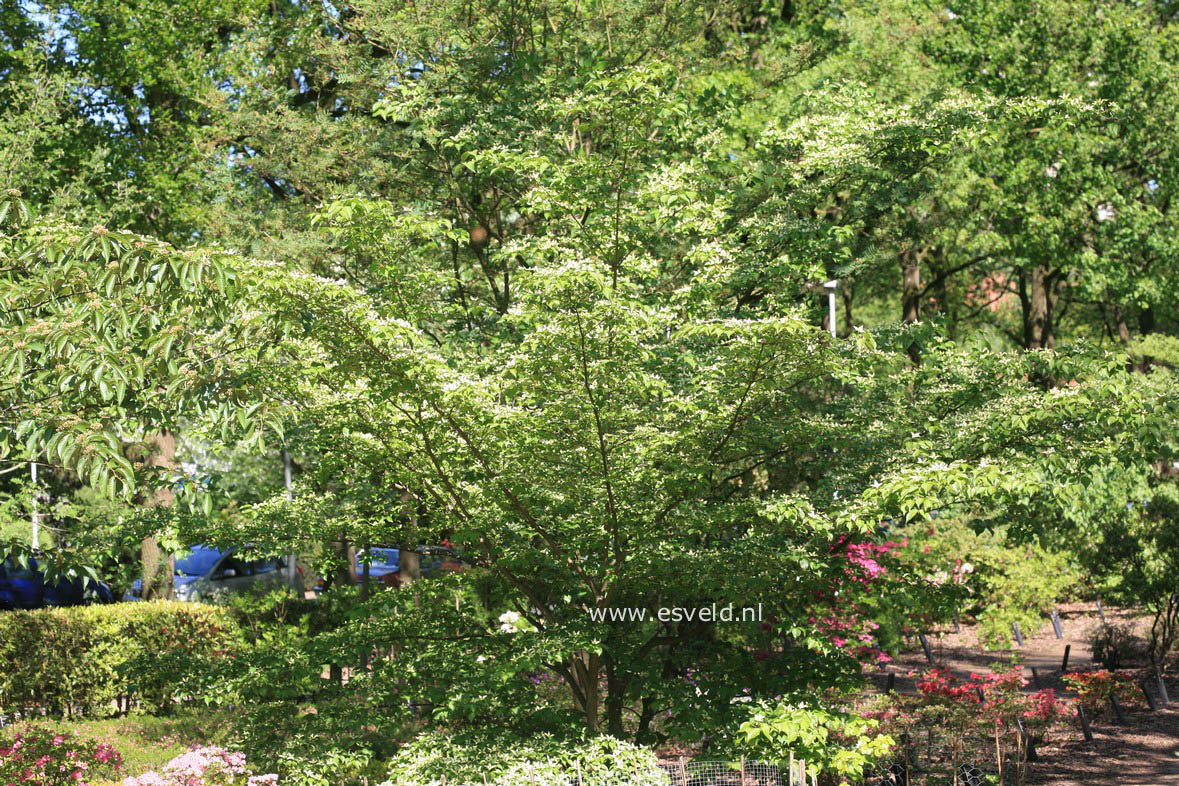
[368,548,399,566]
[1,558,38,579]
[175,546,225,577]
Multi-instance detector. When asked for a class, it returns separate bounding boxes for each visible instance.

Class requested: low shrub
[862,665,1073,784]
[1088,622,1144,670]
[0,602,240,717]
[736,701,894,780]
[897,519,1081,650]
[382,731,667,786]
[0,723,123,786]
[223,700,394,786]
[221,588,318,643]
[122,746,277,786]
[1062,669,1139,716]
[220,585,351,644]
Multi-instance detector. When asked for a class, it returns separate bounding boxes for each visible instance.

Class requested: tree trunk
[636,695,658,743]
[399,490,421,587]
[140,537,166,601]
[1112,304,1132,344]
[360,540,372,601]
[901,249,922,364]
[1140,305,1156,335]
[333,534,358,586]
[604,659,626,737]
[570,650,600,731]
[1025,266,1058,349]
[140,431,176,601]
[819,291,833,336]
[400,547,420,586]
[329,532,357,684]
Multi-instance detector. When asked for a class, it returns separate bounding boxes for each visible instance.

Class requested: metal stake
[1017,719,1038,762]
[1111,693,1126,723]
[919,633,934,663]
[1141,680,1157,711]
[1077,704,1094,742]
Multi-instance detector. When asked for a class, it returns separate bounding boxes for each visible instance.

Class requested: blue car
[0,557,113,610]
[315,546,465,592]
[358,547,401,581]
[315,547,401,593]
[123,545,305,602]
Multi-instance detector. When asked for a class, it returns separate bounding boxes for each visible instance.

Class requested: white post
[30,461,39,549]
[824,279,838,338]
[283,449,297,593]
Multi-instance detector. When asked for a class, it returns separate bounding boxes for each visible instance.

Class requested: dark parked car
[315,545,466,593]
[357,546,401,583]
[123,545,305,602]
[0,557,113,610]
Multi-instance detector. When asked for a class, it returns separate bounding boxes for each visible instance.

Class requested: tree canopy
[2,0,1178,775]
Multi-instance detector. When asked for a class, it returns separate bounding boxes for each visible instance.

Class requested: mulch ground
[870,602,1179,785]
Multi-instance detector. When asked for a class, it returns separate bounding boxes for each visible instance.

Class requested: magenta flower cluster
[0,725,122,786]
[804,535,907,665]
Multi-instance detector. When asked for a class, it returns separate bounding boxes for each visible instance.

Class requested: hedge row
[0,601,239,717]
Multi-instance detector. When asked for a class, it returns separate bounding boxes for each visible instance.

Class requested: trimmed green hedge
[0,601,239,717]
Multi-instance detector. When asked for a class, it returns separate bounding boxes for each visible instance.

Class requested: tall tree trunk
[1112,304,1132,344]
[399,490,420,587]
[570,650,600,731]
[333,535,358,586]
[400,548,421,585]
[636,695,658,743]
[901,249,922,364]
[604,658,626,737]
[140,431,176,601]
[1025,266,1058,349]
[1018,267,1032,348]
[1140,305,1156,335]
[360,540,371,601]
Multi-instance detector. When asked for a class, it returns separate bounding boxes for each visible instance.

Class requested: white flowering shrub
[382,731,669,786]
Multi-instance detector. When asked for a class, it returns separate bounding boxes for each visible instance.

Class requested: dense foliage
[381,732,666,786]
[0,602,239,716]
[2,0,1179,779]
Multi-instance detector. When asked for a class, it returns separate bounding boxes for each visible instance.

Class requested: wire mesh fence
[653,759,1006,786]
[654,758,1003,786]
[656,759,814,786]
